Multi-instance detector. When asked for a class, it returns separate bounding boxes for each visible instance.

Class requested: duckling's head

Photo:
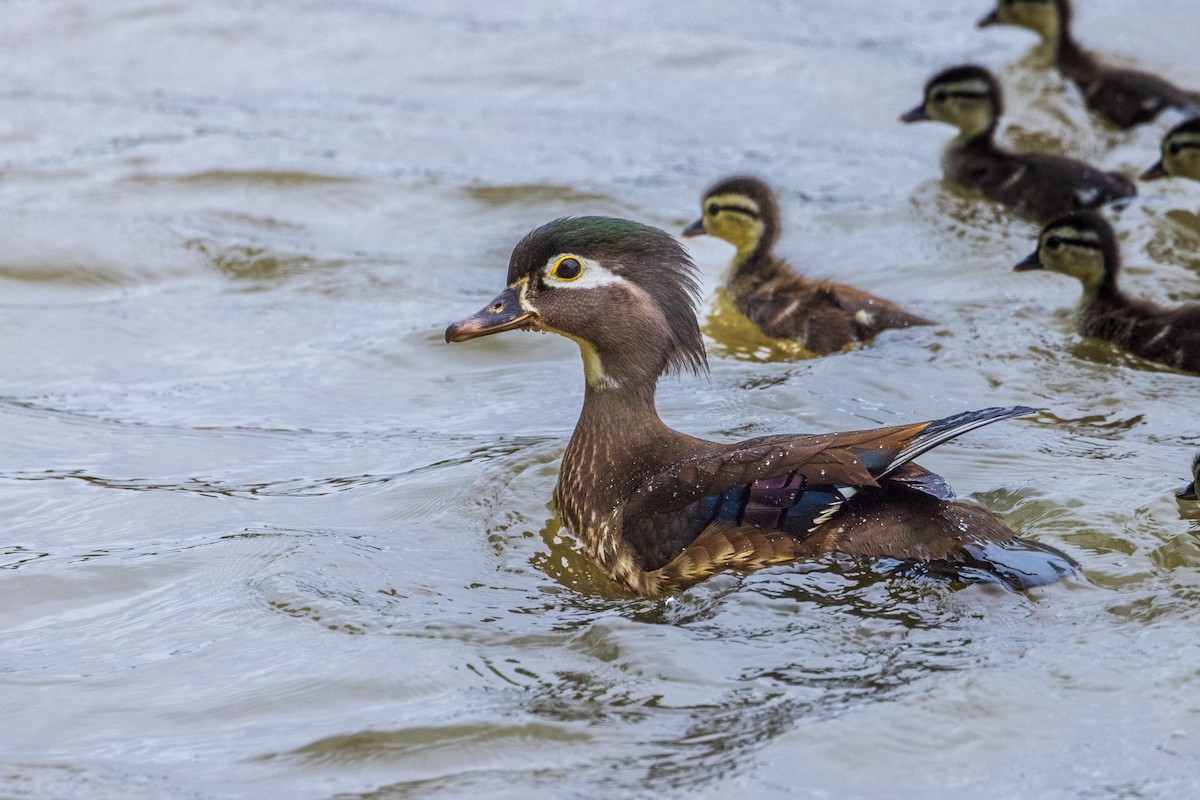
[446,217,706,388]
[1179,452,1199,501]
[1142,117,1200,182]
[901,65,1001,141]
[1014,211,1120,296]
[681,176,779,266]
[977,0,1067,42]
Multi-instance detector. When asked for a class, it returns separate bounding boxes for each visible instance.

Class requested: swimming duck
[681,176,930,354]
[901,65,1136,221]
[977,0,1200,129]
[1179,453,1199,501]
[1142,117,1200,182]
[446,216,1075,596]
[1014,210,1200,373]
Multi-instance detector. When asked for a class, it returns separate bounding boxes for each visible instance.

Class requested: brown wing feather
[730,260,929,354]
[623,421,933,519]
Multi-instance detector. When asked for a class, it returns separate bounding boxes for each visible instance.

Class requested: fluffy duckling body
[1179,453,1199,501]
[1143,117,1200,182]
[1015,210,1200,373]
[681,177,929,355]
[902,65,1135,221]
[447,217,1074,596]
[978,0,1200,129]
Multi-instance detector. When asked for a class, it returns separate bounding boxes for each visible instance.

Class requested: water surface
[2,1,1199,798]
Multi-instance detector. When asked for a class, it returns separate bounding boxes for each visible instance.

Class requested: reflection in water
[701,289,816,363]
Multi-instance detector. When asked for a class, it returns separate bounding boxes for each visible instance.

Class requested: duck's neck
[1076,273,1129,324]
[560,381,674,514]
[1051,24,1096,80]
[954,123,998,149]
[731,220,780,275]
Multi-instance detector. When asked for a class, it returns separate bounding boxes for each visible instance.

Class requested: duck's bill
[899,104,929,123]
[977,9,1000,27]
[681,219,706,237]
[1179,481,1198,501]
[445,287,537,343]
[1140,160,1169,181]
[1013,251,1044,271]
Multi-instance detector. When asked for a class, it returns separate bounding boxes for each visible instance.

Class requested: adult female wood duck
[1014,210,1200,373]
[1179,453,1199,501]
[901,65,1136,221]
[1142,117,1200,182]
[977,0,1200,129]
[446,217,1075,597]
[680,176,930,354]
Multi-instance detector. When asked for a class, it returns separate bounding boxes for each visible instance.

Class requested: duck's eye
[1168,142,1182,156]
[551,256,583,281]
[706,203,720,216]
[932,90,948,103]
[1045,236,1063,251]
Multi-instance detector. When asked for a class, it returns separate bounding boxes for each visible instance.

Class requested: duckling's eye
[706,203,720,216]
[932,90,948,103]
[1168,142,1182,156]
[1045,236,1063,251]
[551,256,583,281]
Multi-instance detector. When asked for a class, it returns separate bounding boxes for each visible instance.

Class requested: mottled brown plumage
[901,65,1136,221]
[448,217,1075,597]
[978,0,1200,129]
[1015,210,1200,374]
[682,177,930,355]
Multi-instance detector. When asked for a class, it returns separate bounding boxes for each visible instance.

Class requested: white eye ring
[550,255,583,281]
[542,254,623,289]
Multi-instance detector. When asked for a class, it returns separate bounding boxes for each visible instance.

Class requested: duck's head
[1014,211,1120,295]
[1142,117,1200,182]
[446,217,706,389]
[901,65,1001,141]
[977,0,1066,42]
[681,176,779,266]
[1179,453,1199,501]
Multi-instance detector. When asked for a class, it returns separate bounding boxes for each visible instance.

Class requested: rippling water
[2,2,1199,798]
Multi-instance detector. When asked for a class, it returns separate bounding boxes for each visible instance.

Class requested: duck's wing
[1010,153,1136,216]
[738,272,930,353]
[625,406,1039,523]
[1085,68,1200,128]
[1132,304,1200,372]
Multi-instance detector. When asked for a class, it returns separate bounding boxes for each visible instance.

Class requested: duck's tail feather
[883,406,1042,478]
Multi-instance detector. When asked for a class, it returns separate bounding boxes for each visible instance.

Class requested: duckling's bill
[445,285,537,343]
[1014,251,1044,271]
[899,104,929,123]
[1179,481,1198,501]
[976,9,1000,27]
[681,219,706,237]
[1140,160,1169,181]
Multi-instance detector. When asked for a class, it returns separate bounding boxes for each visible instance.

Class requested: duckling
[681,176,930,355]
[978,0,1200,129]
[446,216,1075,596]
[1142,117,1200,182]
[901,65,1136,221]
[1014,210,1200,373]
[1179,453,1199,501]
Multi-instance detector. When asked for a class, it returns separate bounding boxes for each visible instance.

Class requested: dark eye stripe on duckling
[707,203,761,219]
[932,90,992,101]
[1046,236,1104,250]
